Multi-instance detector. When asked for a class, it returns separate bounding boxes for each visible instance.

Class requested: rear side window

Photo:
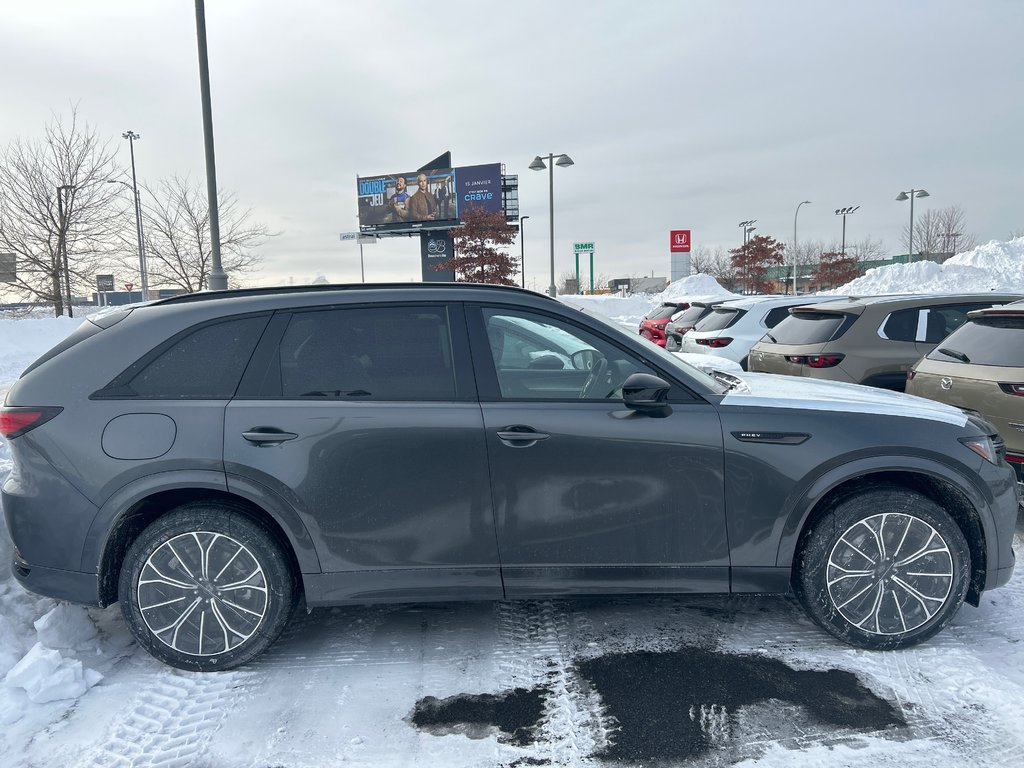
[97,315,269,399]
[920,303,1009,343]
[926,317,1024,366]
[769,312,852,344]
[277,305,456,400]
[763,306,795,328]
[694,308,744,332]
[879,308,919,342]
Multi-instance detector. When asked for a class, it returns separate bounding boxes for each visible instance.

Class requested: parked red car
[639,302,689,346]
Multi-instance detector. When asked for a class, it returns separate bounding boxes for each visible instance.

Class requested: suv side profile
[748,293,1023,390]
[2,284,1018,670]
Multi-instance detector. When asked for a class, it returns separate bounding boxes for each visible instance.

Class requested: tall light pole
[56,185,73,317]
[896,189,930,262]
[529,153,574,296]
[195,0,227,290]
[944,231,962,259]
[835,205,859,257]
[119,131,149,298]
[792,201,811,294]
[739,220,756,248]
[518,215,530,289]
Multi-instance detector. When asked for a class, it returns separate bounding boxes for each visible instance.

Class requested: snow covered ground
[2,247,1024,766]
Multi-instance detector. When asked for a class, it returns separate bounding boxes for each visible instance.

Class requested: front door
[224,303,501,604]
[468,305,729,597]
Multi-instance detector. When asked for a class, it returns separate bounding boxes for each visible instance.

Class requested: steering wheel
[579,357,609,399]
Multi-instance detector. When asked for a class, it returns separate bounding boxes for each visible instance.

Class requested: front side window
[278,306,455,400]
[483,309,657,400]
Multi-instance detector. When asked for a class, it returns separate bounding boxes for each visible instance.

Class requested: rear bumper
[11,556,102,605]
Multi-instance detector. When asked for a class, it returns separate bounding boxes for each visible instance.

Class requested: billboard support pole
[574,251,579,294]
[359,242,365,282]
[589,251,594,294]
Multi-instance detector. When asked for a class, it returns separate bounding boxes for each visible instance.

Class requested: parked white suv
[679,295,845,369]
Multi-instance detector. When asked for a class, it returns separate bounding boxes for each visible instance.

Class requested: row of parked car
[641,292,1024,492]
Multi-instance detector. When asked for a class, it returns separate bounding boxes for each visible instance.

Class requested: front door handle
[496,426,550,446]
[242,427,299,446]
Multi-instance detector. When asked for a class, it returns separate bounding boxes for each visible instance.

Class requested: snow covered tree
[813,251,860,290]
[730,234,785,294]
[435,207,518,285]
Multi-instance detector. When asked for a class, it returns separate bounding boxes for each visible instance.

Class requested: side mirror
[622,373,672,415]
[570,349,601,371]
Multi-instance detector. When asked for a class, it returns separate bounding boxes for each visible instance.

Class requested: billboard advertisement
[357,163,505,234]
[358,168,456,233]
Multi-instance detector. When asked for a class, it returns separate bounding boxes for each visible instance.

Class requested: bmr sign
[573,242,595,253]
[670,230,691,253]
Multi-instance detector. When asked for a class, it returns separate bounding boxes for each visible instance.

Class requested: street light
[834,205,859,257]
[739,220,757,248]
[793,201,811,294]
[529,153,574,296]
[518,215,530,289]
[944,231,962,259]
[896,189,930,261]
[107,177,148,301]
[56,185,73,317]
[121,131,149,298]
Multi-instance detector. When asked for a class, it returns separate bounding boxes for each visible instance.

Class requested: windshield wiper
[937,347,970,363]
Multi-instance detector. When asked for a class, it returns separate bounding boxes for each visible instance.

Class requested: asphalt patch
[577,647,906,762]
[410,686,549,746]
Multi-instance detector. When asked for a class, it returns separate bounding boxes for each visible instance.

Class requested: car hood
[717,371,969,427]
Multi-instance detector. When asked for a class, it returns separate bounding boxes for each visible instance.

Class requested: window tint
[694,308,744,332]
[278,306,455,400]
[763,306,795,328]
[483,308,657,400]
[921,303,1004,344]
[926,317,1024,366]
[769,312,851,344]
[879,308,919,342]
[108,316,268,399]
[645,304,683,321]
[671,304,710,328]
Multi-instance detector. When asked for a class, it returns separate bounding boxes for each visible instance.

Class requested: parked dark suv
[2,284,1018,670]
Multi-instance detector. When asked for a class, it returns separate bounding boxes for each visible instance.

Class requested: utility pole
[57,185,73,318]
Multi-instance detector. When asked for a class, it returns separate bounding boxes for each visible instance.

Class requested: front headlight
[960,435,998,464]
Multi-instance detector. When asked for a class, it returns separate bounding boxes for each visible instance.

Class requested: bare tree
[901,205,976,259]
[690,245,737,290]
[137,176,271,292]
[0,109,127,315]
[847,236,888,262]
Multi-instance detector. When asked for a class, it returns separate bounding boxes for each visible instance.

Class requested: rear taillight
[0,406,63,439]
[999,383,1024,397]
[697,337,733,348]
[1006,454,1024,465]
[785,354,845,368]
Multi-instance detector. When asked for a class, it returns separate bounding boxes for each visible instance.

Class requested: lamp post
[56,185,73,317]
[739,219,756,248]
[121,131,149,299]
[835,205,859,257]
[195,0,227,290]
[529,153,574,296]
[944,231,962,259]
[896,189,930,261]
[792,201,811,294]
[519,215,530,289]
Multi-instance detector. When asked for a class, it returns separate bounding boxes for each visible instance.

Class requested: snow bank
[829,237,1024,295]
[661,273,736,302]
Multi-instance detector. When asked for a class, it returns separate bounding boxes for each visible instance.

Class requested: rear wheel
[795,486,970,649]
[119,503,297,671]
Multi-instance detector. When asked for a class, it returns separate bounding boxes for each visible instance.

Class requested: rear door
[224,302,502,603]
[467,304,729,598]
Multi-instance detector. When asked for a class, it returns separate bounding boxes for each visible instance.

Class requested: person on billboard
[407,173,438,221]
[385,175,410,223]
[435,178,451,219]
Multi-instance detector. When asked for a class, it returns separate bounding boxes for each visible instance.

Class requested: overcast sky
[3,1,1022,291]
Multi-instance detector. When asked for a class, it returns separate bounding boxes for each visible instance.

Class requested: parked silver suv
[2,284,1017,669]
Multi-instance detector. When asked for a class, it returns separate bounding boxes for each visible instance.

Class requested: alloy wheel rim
[827,513,954,636]
[137,531,268,657]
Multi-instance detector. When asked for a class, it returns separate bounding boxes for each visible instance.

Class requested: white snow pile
[829,237,1024,296]
[559,273,734,329]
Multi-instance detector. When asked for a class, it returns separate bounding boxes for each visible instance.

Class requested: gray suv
[2,284,1018,670]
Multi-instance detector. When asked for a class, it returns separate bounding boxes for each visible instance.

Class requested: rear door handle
[242,427,299,445]
[496,427,550,446]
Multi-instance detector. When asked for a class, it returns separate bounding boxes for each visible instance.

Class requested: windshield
[769,311,851,345]
[670,304,711,328]
[694,308,744,332]
[644,304,683,321]
[925,317,1024,366]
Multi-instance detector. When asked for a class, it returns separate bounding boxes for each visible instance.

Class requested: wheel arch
[778,461,993,606]
[88,473,320,607]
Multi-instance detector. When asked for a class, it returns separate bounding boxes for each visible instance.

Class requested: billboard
[358,168,456,233]
[356,163,505,234]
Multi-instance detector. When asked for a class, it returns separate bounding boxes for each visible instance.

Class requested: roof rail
[151,282,556,306]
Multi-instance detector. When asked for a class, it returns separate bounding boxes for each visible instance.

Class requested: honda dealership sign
[670,229,692,281]
[670,230,691,252]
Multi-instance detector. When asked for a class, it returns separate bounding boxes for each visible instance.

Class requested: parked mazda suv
[748,293,1023,391]
[664,299,727,351]
[906,301,1024,494]
[2,283,1017,670]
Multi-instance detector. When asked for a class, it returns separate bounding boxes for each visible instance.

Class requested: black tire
[795,485,970,650]
[119,503,297,671]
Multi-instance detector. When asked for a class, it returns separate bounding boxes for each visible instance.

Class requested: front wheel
[119,503,297,671]
[795,486,970,649]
